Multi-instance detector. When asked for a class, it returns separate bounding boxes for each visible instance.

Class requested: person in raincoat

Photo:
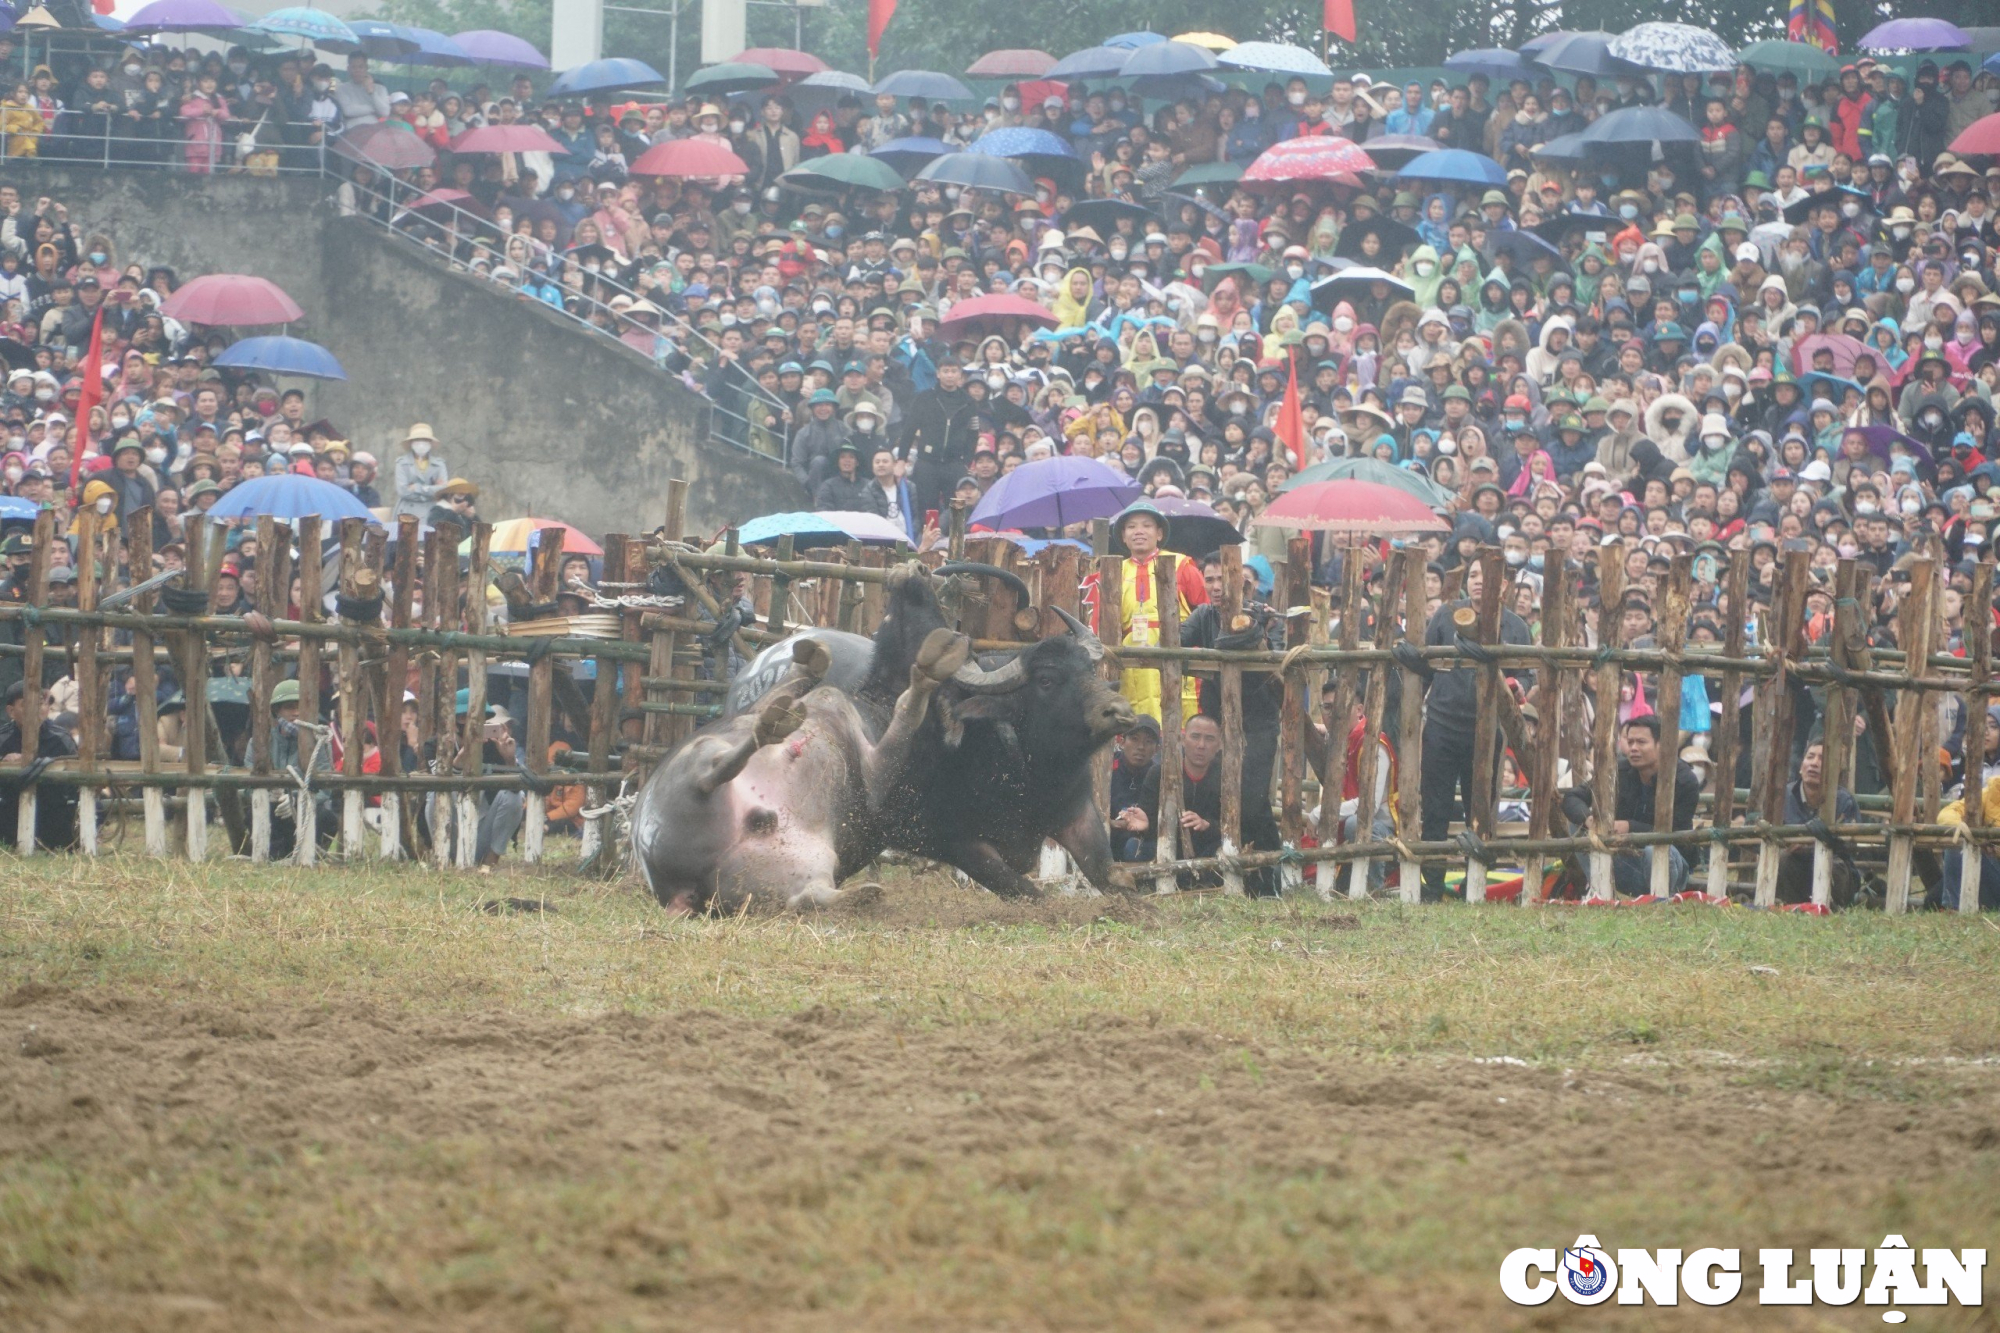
[1086,500,1209,725]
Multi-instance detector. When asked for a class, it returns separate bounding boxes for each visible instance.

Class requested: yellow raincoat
[1095,552,1204,723]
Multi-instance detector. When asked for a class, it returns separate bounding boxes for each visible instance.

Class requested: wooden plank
[1318,548,1361,898]
[1587,543,1626,901]
[72,510,101,855]
[247,516,279,862]
[1704,552,1749,899]
[123,510,164,855]
[522,523,561,866]
[1813,560,1860,907]
[1395,547,1426,903]
[179,514,212,861]
[382,518,417,860]
[1092,520,1120,831]
[1961,558,1994,915]
[459,521,492,869]
[415,524,448,867]
[1217,543,1245,897]
[1886,559,1938,914]
[334,519,368,858]
[583,533,626,868]
[266,526,298,862]
[1754,550,1811,907]
[1277,538,1311,896]
[1351,551,1402,901]
[1648,554,1693,897]
[1466,548,1504,903]
[1151,552,1184,897]
[295,516,327,858]
[14,510,51,853]
[1523,552,1570,905]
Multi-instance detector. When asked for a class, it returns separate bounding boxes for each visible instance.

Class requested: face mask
[111,414,130,429]
[1286,263,1304,279]
[1414,261,1435,276]
[1504,416,1525,431]
[94,496,112,514]
[729,121,745,133]
[1902,497,1921,514]
[1926,335,1944,350]
[1333,315,1354,332]
[732,200,751,214]
[1677,288,1697,303]
[1643,260,1660,273]
[1288,91,1306,107]
[34,389,52,402]
[1841,201,1861,218]
[1198,328,1217,342]
[556,186,573,201]
[825,224,843,239]
[1897,276,1917,292]
[2,466,18,483]
[986,371,1005,389]
[1001,97,1018,111]
[411,441,431,457]
[1703,435,1727,451]
[1243,105,1259,121]
[1504,548,1526,566]
[1438,437,1458,454]
[1725,381,1742,399]
[145,445,167,465]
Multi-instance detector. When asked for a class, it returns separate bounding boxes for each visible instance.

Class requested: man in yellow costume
[1087,500,1209,724]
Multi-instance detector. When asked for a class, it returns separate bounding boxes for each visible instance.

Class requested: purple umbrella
[1859,18,1970,51]
[123,0,247,32]
[967,455,1138,531]
[1846,425,1933,466]
[450,29,550,69]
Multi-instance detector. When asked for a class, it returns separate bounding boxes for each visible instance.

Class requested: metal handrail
[0,111,336,174]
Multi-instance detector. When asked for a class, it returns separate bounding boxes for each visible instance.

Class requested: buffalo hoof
[754,693,809,746]
[1104,866,1143,896]
[790,636,833,679]
[916,628,972,683]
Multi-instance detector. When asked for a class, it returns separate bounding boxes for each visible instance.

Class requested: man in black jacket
[813,441,884,514]
[0,679,77,851]
[1603,713,1702,896]
[900,358,977,514]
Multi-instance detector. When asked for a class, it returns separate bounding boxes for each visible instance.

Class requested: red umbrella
[160,274,304,326]
[1242,136,1376,190]
[966,48,1058,78]
[733,46,827,78]
[1015,78,1068,109]
[1252,480,1449,536]
[1951,113,2000,156]
[631,139,749,177]
[938,293,1059,339]
[333,121,436,170]
[451,124,567,155]
[395,188,485,220]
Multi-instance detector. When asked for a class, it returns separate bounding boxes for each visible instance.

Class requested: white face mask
[1926,335,1944,350]
[110,415,128,429]
[1897,276,1916,292]
[1286,263,1304,279]
[1287,91,1306,107]
[144,446,165,465]
[3,466,19,483]
[94,496,112,514]
[411,441,431,458]
[1333,315,1354,332]
[1842,201,1861,217]
[1902,498,1921,514]
[1414,261,1435,276]
[1855,501,1878,514]
[1642,260,1660,273]
[1438,437,1458,454]
[732,200,752,214]
[34,389,52,402]
[1001,96,1018,111]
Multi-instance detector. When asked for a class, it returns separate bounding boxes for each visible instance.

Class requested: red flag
[868,0,897,58]
[69,305,106,495]
[1324,0,1356,44]
[92,0,114,13]
[1274,351,1307,471]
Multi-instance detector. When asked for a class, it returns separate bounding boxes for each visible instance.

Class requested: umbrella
[1395,147,1506,186]
[160,274,304,325]
[1576,104,1699,149]
[1859,18,1970,51]
[394,188,483,221]
[874,69,973,101]
[733,47,827,77]
[1161,190,1230,222]
[1124,495,1243,558]
[1529,31,1630,77]
[1487,228,1568,268]
[870,136,956,175]
[1358,134,1441,168]
[1782,184,1868,225]
[122,0,245,32]
[336,18,423,57]
[966,455,1138,531]
[1103,31,1165,49]
[1736,38,1841,78]
[1608,22,1736,73]
[1802,372,1866,403]
[333,121,436,170]
[1171,160,1244,188]
[1048,46,1127,79]
[1533,212,1616,247]
[1530,131,1593,163]
[1332,216,1419,262]
[738,511,910,547]
[916,152,1035,196]
[1790,331,1869,378]
[451,124,567,155]
[631,139,749,177]
[1058,197,1154,235]
[1217,41,1331,77]
[683,61,778,95]
[1444,48,1533,80]
[780,154,905,193]
[252,6,357,46]
[213,335,346,381]
[0,496,38,522]
[1201,261,1272,292]
[487,517,604,556]
[968,126,1077,161]
[205,475,381,525]
[1252,479,1448,536]
[550,57,666,97]
[798,69,872,93]
[1308,267,1413,314]
[1242,136,1374,189]
[1130,72,1227,101]
[1951,113,2000,156]
[1518,30,1573,56]
[938,293,1058,339]
[389,26,475,66]
[1120,40,1218,77]
[1845,425,1935,466]
[451,29,549,69]
[1283,456,1455,508]
[1172,31,1236,50]
[966,48,1057,78]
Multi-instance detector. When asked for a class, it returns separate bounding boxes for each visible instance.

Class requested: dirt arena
[3,858,1998,1330]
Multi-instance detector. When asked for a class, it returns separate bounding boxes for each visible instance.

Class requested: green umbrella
[780,153,907,193]
[1284,456,1454,508]
[1172,160,1244,188]
[1200,261,1272,292]
[1735,39,1840,79]
[683,61,778,95]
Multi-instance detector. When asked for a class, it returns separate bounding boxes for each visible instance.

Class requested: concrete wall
[1,163,803,537]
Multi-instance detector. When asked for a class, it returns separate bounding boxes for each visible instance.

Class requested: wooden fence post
[1648,554,1692,897]
[1351,551,1402,900]
[381,517,417,860]
[1217,542,1245,897]
[522,524,561,866]
[1150,551,1183,896]
[583,533,626,869]
[1092,520,1121,834]
[1524,554,1570,905]
[1317,548,1360,899]
[1704,552,1750,899]
[123,510,165,856]
[295,516,327,859]
[1886,559,1938,913]
[1465,548,1504,903]
[334,519,368,858]
[459,521,491,869]
[73,510,101,855]
[1587,543,1626,901]
[1960,558,1994,914]
[13,510,50,854]
[1395,547,1427,903]
[1754,550,1811,907]
[1277,537,1312,896]
[179,514,212,862]
[1814,560,1861,907]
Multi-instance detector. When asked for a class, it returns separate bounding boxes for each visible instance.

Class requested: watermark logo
[1502,1235,1985,1322]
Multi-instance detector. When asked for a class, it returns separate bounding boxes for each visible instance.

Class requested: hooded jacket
[1643,393,1699,463]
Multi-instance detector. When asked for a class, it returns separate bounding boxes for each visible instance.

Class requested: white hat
[1735,242,1760,263]
[1800,459,1832,482]
[1700,413,1730,440]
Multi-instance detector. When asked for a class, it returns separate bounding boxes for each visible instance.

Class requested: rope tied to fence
[1453,828,1493,864]
[158,586,210,616]
[17,604,36,628]
[1804,814,1862,874]
[1390,640,1435,680]
[1391,836,1420,862]
[1279,642,1316,678]
[1452,633,1499,667]
[335,592,384,624]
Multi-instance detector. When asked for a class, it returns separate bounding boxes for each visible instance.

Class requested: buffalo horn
[933,561,1032,607]
[951,652,1027,694]
[1052,606,1107,663]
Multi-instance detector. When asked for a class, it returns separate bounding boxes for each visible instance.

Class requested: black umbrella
[1332,215,1420,263]
[1576,104,1699,149]
[1062,197,1156,236]
[1530,131,1593,163]
[1487,227,1569,269]
[1533,213,1617,248]
[1161,190,1230,223]
[1783,184,1870,226]
[1530,30,1634,77]
[1113,495,1243,558]
[916,152,1036,196]
[1360,133,1441,168]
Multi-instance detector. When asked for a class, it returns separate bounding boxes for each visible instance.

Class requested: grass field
[3,855,1999,1331]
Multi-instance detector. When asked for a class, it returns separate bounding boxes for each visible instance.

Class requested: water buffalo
[631,625,971,913]
[731,562,1142,899]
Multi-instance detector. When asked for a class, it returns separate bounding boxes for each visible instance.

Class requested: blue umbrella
[870,135,956,176]
[1487,228,1568,268]
[337,18,422,57]
[252,6,358,46]
[385,26,475,66]
[1120,40,1217,77]
[1395,148,1507,186]
[736,511,909,546]
[1103,30,1165,49]
[1047,45,1127,79]
[1530,131,1592,163]
[967,455,1138,531]
[1529,31,1630,77]
[1130,72,1225,100]
[917,152,1036,195]
[1517,30,1571,56]
[91,13,125,29]
[0,496,39,522]
[1218,41,1333,78]
[1444,48,1533,79]
[968,126,1077,160]
[549,57,666,97]
[205,475,381,525]
[213,335,347,381]
[874,69,974,101]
